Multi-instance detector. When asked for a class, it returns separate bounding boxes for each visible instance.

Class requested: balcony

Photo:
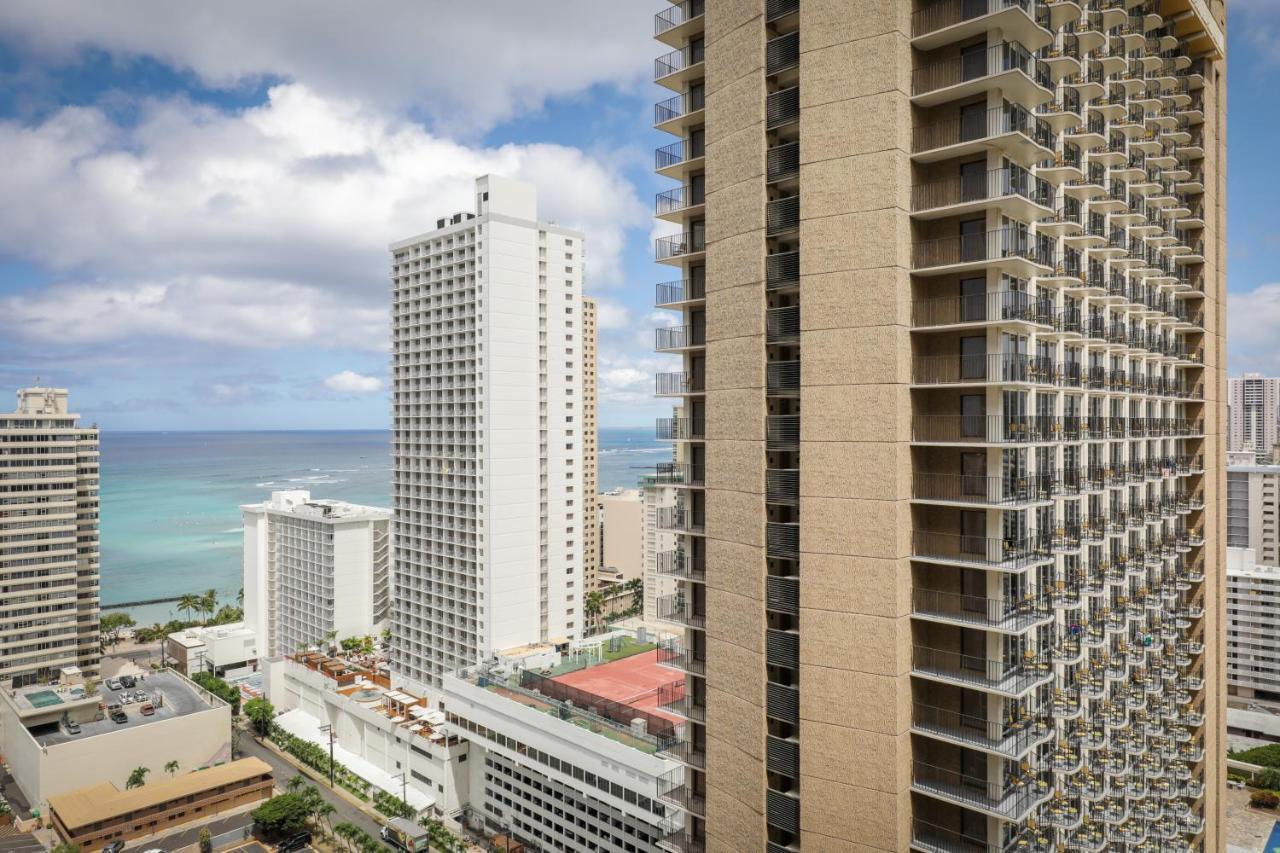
[912,104,1053,165]
[655,90,705,134]
[912,42,1052,108]
[767,360,800,396]
[912,587,1050,632]
[656,416,703,441]
[655,548,705,582]
[767,522,799,560]
[912,472,1051,506]
[654,0,705,47]
[766,86,800,130]
[766,629,799,669]
[913,645,1052,697]
[765,30,799,77]
[911,0,1051,52]
[911,761,1052,821]
[766,415,800,451]
[910,820,1052,853]
[655,137,705,179]
[766,468,799,505]
[766,681,799,724]
[912,530,1051,571]
[767,141,800,185]
[911,166,1051,221]
[655,278,705,308]
[655,372,700,397]
[656,593,705,629]
[766,195,800,236]
[654,44,705,90]
[766,575,799,615]
[766,250,799,290]
[912,414,1061,445]
[912,703,1052,759]
[656,185,705,221]
[911,353,1056,387]
[911,290,1052,329]
[655,324,705,352]
[655,231,706,264]
[911,226,1054,277]
[658,506,704,535]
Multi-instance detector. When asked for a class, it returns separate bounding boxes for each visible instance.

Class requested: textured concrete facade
[651,0,1224,850]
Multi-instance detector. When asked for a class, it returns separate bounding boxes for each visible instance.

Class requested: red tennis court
[551,649,684,724]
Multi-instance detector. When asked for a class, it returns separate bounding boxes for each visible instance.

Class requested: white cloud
[1228,284,1280,374]
[324,370,383,394]
[593,297,632,331]
[597,350,677,406]
[0,84,647,352]
[0,2,656,133]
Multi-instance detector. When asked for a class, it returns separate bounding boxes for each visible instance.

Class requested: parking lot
[35,670,216,746]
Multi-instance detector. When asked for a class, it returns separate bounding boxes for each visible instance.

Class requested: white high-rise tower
[0,387,101,686]
[389,175,585,689]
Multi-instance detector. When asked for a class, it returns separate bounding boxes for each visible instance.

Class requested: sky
[0,2,1274,431]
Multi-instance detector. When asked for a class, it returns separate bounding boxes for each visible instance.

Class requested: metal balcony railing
[767,360,800,395]
[766,305,800,343]
[766,681,799,724]
[912,703,1051,758]
[912,226,1055,270]
[912,290,1051,327]
[655,231,706,260]
[766,575,799,615]
[655,278,704,307]
[766,789,800,835]
[766,86,800,129]
[911,760,1051,820]
[913,41,1049,96]
[766,468,799,505]
[912,472,1046,505]
[766,30,799,76]
[911,352,1056,385]
[656,593,705,629]
[912,0,1034,39]
[767,141,800,183]
[912,530,1050,568]
[912,588,1047,631]
[656,416,703,440]
[767,522,799,560]
[766,415,800,450]
[655,0,705,37]
[655,43,705,80]
[655,137,705,170]
[656,185,704,216]
[655,324,704,351]
[913,104,1050,154]
[766,195,800,235]
[655,90,704,126]
[911,414,1061,443]
[766,0,799,20]
[766,628,799,669]
[910,819,1051,853]
[767,735,799,778]
[656,372,699,395]
[912,165,1050,212]
[766,250,800,289]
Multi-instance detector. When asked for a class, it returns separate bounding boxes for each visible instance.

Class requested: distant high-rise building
[640,472,680,625]
[1226,547,1280,701]
[1229,373,1280,454]
[650,0,1225,848]
[597,488,644,589]
[0,387,100,687]
[1226,455,1280,565]
[389,175,584,690]
[583,297,600,593]
[242,490,390,658]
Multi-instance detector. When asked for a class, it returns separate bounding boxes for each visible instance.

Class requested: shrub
[252,792,313,836]
[1258,768,1280,791]
[373,789,415,819]
[1251,789,1279,810]
[1230,743,1280,768]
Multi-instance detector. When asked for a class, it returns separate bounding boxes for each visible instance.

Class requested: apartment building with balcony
[242,489,390,659]
[0,387,101,687]
[650,0,1224,850]
[389,175,585,690]
[1226,455,1280,565]
[1228,373,1279,455]
[584,297,601,593]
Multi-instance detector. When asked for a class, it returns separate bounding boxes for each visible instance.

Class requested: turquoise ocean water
[101,428,669,626]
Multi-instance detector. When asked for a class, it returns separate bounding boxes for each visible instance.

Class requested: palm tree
[237,586,245,607]
[313,801,336,838]
[584,590,604,636]
[286,774,309,793]
[164,760,179,777]
[177,594,199,623]
[625,577,644,613]
[333,822,358,852]
[202,588,218,624]
[126,766,150,789]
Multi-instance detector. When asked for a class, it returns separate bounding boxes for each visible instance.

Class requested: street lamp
[317,724,335,787]
[390,772,407,807]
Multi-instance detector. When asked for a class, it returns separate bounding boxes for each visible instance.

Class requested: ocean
[99,428,669,626]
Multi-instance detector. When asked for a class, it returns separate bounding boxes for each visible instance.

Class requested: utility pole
[318,724,335,787]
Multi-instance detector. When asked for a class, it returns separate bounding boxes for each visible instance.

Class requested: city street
[235,733,385,840]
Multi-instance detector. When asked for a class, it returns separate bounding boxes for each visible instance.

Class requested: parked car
[106,702,122,714]
[277,831,311,852]
[105,678,122,691]
[110,710,128,724]
[139,703,155,716]
[103,841,125,853]
[120,693,134,705]
[134,691,149,703]
[120,674,137,688]
[63,720,81,735]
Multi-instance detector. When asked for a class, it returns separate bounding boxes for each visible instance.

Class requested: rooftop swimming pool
[24,690,64,708]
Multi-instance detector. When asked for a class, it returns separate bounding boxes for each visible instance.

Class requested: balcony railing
[912,165,1050,213]
[655,137,705,171]
[912,226,1054,270]
[912,41,1049,96]
[910,819,1051,853]
[911,353,1056,385]
[912,290,1052,327]
[912,0,1034,39]
[912,472,1050,505]
[767,141,800,183]
[766,250,800,289]
[766,468,799,505]
[766,31,799,76]
[912,703,1051,758]
[655,43,704,80]
[766,195,800,235]
[656,372,699,396]
[655,278,704,307]
[655,231,706,261]
[655,0,705,37]
[911,414,1062,443]
[767,522,799,560]
[911,760,1052,820]
[767,360,800,395]
[766,305,800,343]
[913,104,1050,155]
[655,91,704,126]
[912,588,1048,631]
[913,529,1050,568]
[656,185,703,216]
[766,86,800,129]
[766,415,800,451]
[655,324,704,351]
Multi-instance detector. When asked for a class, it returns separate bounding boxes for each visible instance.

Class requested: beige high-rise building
[0,388,101,687]
[1227,373,1279,455]
[584,296,600,593]
[651,1,1225,850]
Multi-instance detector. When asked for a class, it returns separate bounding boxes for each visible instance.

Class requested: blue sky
[0,2,1274,431]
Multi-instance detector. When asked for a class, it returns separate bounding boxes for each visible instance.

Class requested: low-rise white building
[165,622,258,678]
[1228,546,1280,700]
[243,491,390,658]
[441,640,683,853]
[264,652,469,819]
[0,669,232,812]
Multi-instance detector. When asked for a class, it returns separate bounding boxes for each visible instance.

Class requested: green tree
[237,586,245,607]
[332,822,359,852]
[100,612,136,646]
[585,590,604,635]
[313,801,336,837]
[251,792,313,836]
[50,844,80,853]
[244,697,276,736]
[164,759,180,777]
[178,594,200,623]
[126,766,150,789]
[198,827,213,853]
[202,588,218,624]
[286,774,310,794]
[625,577,644,613]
